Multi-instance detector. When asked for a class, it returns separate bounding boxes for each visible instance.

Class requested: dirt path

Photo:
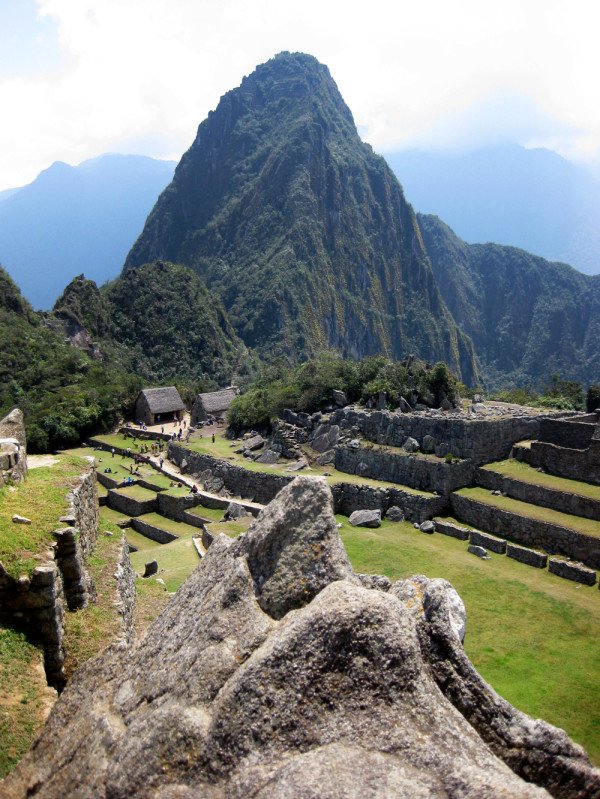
[27,454,58,469]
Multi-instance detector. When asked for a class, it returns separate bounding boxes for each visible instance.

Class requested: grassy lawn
[0,626,55,779]
[184,433,432,496]
[340,517,600,763]
[135,512,200,538]
[185,505,225,522]
[0,454,90,577]
[91,433,166,450]
[206,517,252,539]
[98,506,131,527]
[110,484,157,502]
[455,487,600,537]
[129,533,201,592]
[482,459,600,501]
[124,528,159,552]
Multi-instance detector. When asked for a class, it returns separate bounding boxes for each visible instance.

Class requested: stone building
[191,387,237,425]
[135,387,185,425]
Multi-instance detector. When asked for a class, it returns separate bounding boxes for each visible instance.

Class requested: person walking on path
[111,447,115,458]
[159,457,164,469]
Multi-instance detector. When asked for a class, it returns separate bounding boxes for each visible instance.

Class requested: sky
[0,0,598,190]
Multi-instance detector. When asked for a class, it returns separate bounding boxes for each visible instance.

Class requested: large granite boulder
[3,479,598,799]
[348,508,382,528]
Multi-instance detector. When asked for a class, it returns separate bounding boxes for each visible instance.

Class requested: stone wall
[169,443,292,505]
[107,489,157,517]
[450,493,600,569]
[519,439,600,486]
[328,407,540,464]
[538,417,595,449]
[331,483,447,523]
[114,537,136,645]
[475,468,600,521]
[506,543,548,569]
[334,445,474,495]
[0,562,66,687]
[0,408,27,486]
[131,517,178,544]
[548,558,597,586]
[170,443,448,522]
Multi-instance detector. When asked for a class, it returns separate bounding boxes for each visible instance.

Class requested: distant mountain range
[384,145,600,276]
[0,154,175,309]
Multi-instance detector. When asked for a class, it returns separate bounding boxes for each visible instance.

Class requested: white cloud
[0,0,598,188]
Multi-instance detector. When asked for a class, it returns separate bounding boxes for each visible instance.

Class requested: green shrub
[586,385,600,413]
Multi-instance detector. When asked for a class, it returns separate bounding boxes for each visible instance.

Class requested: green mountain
[418,214,600,388]
[124,52,477,384]
[0,266,142,452]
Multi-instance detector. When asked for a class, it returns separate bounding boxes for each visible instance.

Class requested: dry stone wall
[475,468,600,521]
[538,417,596,449]
[0,408,27,486]
[450,493,600,569]
[519,439,600,486]
[328,408,540,464]
[170,443,447,522]
[335,445,474,494]
[131,517,177,544]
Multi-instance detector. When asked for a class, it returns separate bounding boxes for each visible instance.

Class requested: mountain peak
[124,54,476,382]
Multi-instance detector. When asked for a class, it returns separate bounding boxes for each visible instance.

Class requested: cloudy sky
[1,0,598,190]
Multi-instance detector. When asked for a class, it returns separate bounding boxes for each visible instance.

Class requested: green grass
[184,433,432,495]
[124,528,160,552]
[110,484,157,502]
[206,517,252,539]
[62,532,125,679]
[185,505,225,522]
[0,626,54,778]
[98,506,130,527]
[135,512,200,538]
[91,433,165,450]
[483,459,600,501]
[340,517,600,763]
[456,487,600,537]
[0,454,90,577]
[129,533,201,592]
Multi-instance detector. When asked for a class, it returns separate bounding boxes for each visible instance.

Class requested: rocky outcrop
[4,477,598,798]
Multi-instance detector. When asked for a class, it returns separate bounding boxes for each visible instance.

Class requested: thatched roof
[138,386,185,414]
[195,388,236,415]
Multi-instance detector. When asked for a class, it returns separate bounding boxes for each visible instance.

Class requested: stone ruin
[0,408,27,486]
[3,477,598,798]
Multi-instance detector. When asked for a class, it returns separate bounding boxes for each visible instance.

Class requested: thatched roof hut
[135,386,185,424]
[191,387,237,425]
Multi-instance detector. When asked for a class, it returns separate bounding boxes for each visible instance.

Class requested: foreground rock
[3,477,598,799]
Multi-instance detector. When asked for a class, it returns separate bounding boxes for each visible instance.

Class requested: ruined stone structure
[0,408,27,486]
[3,478,598,798]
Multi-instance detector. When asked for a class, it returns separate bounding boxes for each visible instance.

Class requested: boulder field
[3,477,599,798]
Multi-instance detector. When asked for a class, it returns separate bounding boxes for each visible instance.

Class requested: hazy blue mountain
[0,154,176,309]
[384,144,600,276]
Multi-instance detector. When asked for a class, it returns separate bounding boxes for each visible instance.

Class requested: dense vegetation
[419,213,600,389]
[227,352,460,430]
[124,52,476,384]
[492,374,586,411]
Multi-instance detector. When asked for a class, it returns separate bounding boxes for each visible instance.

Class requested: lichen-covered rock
[348,508,382,528]
[3,479,599,799]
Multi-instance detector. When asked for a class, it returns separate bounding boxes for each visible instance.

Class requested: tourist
[190,484,198,494]
[212,433,215,443]
[111,447,115,458]
[159,457,164,469]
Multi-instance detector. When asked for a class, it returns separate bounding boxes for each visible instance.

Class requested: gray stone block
[468,545,489,559]
[506,544,548,569]
[469,529,507,554]
[548,558,596,585]
[434,520,470,540]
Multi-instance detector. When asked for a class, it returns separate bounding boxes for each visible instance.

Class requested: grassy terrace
[135,512,199,538]
[183,433,432,496]
[0,626,55,778]
[186,504,226,522]
[482,459,600,501]
[340,517,600,764]
[129,533,200,592]
[455,487,600,537]
[110,484,157,502]
[0,454,89,577]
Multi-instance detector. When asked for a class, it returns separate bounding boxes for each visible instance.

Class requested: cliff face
[125,52,476,383]
[419,214,600,389]
[4,477,598,798]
